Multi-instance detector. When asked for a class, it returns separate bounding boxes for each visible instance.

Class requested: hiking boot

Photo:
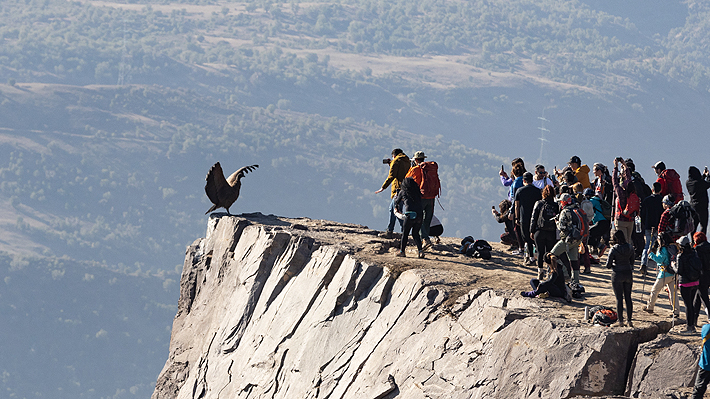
[525,257,537,266]
[379,231,393,239]
[628,321,634,328]
[683,326,697,334]
[537,269,546,281]
[582,265,591,274]
[642,306,654,313]
[395,250,406,257]
[418,250,425,259]
[639,265,648,275]
[422,239,433,251]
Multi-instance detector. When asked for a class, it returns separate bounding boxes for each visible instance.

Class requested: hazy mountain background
[1,0,709,397]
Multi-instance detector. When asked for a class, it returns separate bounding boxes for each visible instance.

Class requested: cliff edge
[153,213,702,399]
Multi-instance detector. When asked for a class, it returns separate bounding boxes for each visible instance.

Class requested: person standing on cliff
[393,177,424,258]
[405,151,440,251]
[605,230,635,328]
[549,193,583,285]
[375,148,410,239]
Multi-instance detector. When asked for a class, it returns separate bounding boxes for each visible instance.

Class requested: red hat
[694,232,707,246]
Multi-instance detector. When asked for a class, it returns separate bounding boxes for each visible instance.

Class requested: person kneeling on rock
[393,177,425,258]
[521,252,571,302]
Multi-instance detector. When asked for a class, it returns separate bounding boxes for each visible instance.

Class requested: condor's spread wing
[205,162,228,207]
[226,164,259,186]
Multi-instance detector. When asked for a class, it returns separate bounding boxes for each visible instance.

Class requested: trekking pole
[640,268,646,304]
[671,274,678,329]
[436,198,445,211]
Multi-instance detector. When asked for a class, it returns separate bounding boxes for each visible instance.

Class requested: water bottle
[584,306,590,321]
[634,215,642,233]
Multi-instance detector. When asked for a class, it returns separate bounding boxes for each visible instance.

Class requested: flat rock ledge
[152,214,698,399]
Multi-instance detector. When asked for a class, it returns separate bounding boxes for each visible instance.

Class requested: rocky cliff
[153,213,703,399]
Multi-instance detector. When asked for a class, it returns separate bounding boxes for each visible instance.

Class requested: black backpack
[465,239,492,260]
[568,282,585,298]
[594,198,613,221]
[632,173,652,201]
[668,201,695,237]
[536,200,557,231]
[682,252,703,282]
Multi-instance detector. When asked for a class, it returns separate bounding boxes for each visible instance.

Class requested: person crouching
[394,177,425,258]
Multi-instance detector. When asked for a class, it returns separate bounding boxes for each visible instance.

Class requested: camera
[615,156,624,163]
[383,158,391,164]
[651,240,659,253]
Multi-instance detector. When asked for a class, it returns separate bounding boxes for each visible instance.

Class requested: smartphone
[492,206,496,210]
[500,164,504,173]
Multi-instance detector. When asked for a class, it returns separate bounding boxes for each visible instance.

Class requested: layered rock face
[153,214,700,399]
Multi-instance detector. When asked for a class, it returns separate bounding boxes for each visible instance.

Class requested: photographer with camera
[375,149,411,239]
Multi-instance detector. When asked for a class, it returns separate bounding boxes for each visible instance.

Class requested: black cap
[653,161,666,171]
[569,155,581,165]
[523,172,534,182]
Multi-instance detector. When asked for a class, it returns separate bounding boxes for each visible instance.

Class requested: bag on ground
[589,305,618,326]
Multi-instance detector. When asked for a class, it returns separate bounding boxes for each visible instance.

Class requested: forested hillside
[1,0,709,397]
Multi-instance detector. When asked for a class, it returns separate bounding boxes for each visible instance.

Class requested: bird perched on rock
[204,162,259,215]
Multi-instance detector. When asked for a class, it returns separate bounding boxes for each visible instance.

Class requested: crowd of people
[491,155,710,334]
[376,150,710,396]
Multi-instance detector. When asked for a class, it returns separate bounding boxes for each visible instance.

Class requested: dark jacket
[605,243,634,274]
[686,166,710,207]
[676,246,701,285]
[640,193,664,231]
[393,177,422,220]
[494,209,515,237]
[537,270,567,298]
[696,241,710,287]
[382,153,411,198]
[594,175,613,206]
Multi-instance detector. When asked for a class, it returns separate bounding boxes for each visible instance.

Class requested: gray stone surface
[153,215,697,399]
[626,335,699,398]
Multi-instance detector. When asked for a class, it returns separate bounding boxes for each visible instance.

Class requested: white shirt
[532,177,554,190]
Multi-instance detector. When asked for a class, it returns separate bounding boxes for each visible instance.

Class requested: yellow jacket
[575,164,591,190]
[382,153,411,198]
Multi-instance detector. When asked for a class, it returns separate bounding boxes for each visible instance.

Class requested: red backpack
[661,169,684,202]
[419,161,441,199]
[625,192,640,217]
